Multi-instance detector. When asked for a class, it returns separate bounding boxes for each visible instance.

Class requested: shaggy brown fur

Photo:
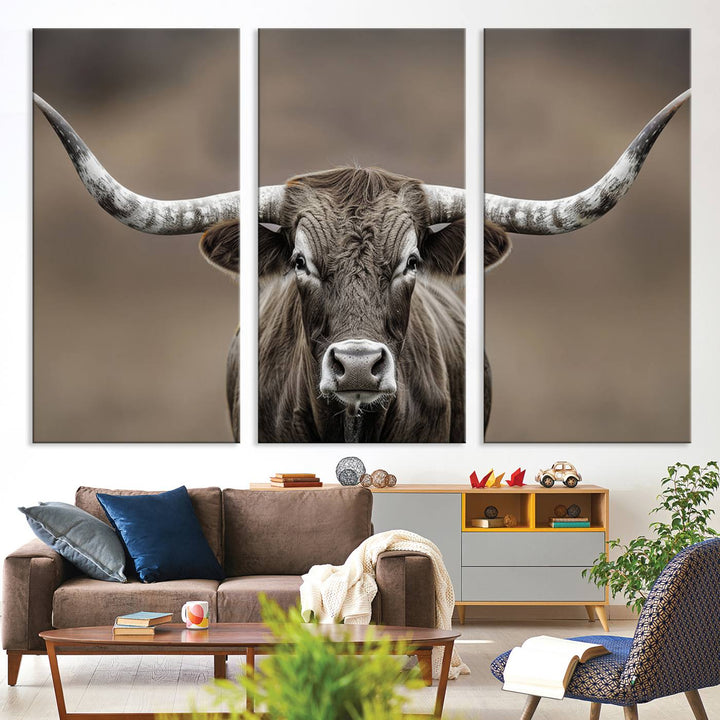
[259,167,465,443]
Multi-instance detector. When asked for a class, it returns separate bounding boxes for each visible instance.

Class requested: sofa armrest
[3,540,72,652]
[374,551,436,628]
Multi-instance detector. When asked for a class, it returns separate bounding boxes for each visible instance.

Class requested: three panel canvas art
[33,29,690,443]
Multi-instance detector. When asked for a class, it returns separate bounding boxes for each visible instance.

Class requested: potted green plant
[583,461,719,613]
[161,595,423,720]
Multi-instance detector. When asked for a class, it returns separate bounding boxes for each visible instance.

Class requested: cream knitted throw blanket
[299,529,470,680]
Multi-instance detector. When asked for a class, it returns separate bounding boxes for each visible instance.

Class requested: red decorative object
[480,470,493,488]
[470,471,481,489]
[508,468,526,486]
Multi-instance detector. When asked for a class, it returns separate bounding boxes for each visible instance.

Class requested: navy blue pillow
[97,487,224,583]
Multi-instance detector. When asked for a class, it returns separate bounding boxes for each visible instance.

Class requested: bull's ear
[484,220,512,271]
[200,219,239,277]
[422,218,465,275]
[259,223,291,276]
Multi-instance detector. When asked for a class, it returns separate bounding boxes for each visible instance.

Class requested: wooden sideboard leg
[245,648,255,714]
[686,689,709,720]
[7,652,22,686]
[415,649,433,686]
[214,654,227,680]
[590,702,602,719]
[585,605,596,622]
[520,695,541,719]
[456,605,466,625]
[623,705,639,720]
[594,605,609,632]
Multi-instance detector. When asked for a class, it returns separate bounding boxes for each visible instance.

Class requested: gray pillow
[19,502,127,582]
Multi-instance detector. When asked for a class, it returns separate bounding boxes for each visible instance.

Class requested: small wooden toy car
[535,461,582,488]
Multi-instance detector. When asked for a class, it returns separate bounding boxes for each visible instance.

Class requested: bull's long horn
[485,89,690,235]
[258,185,286,224]
[34,93,239,235]
[423,185,465,224]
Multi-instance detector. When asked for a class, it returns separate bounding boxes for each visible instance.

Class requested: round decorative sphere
[503,514,518,528]
[484,505,499,519]
[567,504,582,518]
[338,469,361,486]
[335,457,366,485]
[386,474,397,487]
[371,469,389,488]
[554,504,568,518]
[359,473,373,487]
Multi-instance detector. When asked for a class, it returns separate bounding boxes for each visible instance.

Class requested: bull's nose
[319,339,397,400]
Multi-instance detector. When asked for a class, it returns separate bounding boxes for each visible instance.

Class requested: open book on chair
[503,636,609,700]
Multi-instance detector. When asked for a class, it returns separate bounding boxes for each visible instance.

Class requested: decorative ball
[359,473,373,487]
[484,505,499,519]
[554,504,568,518]
[371,469,389,488]
[503,514,518,528]
[338,469,361,486]
[386,474,397,487]
[567,504,582,518]
[336,457,366,485]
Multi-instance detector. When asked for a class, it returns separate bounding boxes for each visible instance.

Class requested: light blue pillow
[19,502,127,582]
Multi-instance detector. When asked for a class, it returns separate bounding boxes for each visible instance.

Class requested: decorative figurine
[470,471,481,489]
[507,468,526,486]
[484,505,499,519]
[503,514,518,528]
[481,470,504,488]
[567,503,582,518]
[335,457,366,486]
[535,461,582,488]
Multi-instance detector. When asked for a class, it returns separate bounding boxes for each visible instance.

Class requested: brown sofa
[3,486,435,685]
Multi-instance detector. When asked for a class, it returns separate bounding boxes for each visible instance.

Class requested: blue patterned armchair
[490,538,720,719]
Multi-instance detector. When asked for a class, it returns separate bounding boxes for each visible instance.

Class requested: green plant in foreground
[160,595,423,720]
[583,461,719,614]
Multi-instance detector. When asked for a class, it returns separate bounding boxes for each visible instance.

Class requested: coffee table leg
[432,641,454,719]
[46,641,69,720]
[245,648,255,714]
[214,654,227,680]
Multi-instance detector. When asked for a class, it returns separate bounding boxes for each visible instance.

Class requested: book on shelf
[115,611,172,627]
[503,635,609,699]
[272,473,318,479]
[112,622,156,636]
[551,517,589,523]
[470,518,505,528]
[269,480,323,488]
[551,520,590,528]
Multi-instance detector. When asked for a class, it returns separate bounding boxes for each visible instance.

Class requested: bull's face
[291,209,422,411]
[259,167,465,420]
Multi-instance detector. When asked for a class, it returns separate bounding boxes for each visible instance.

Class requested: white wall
[2,1,719,597]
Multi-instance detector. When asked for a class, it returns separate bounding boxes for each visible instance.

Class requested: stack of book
[112,611,172,636]
[270,473,322,488]
[550,517,591,528]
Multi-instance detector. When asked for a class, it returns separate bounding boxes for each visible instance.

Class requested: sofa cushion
[217,576,303,622]
[76,486,223,566]
[223,487,372,576]
[97,487,225,583]
[19,502,126,582]
[53,577,219,628]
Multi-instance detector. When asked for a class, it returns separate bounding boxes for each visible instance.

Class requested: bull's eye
[294,254,307,272]
[405,254,420,273]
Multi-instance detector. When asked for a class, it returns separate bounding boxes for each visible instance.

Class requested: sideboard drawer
[462,566,605,602]
[462,531,605,567]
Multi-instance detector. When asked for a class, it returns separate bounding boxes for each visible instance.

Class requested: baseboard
[453,604,638,623]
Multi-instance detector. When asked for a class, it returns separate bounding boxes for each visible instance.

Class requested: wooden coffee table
[40,623,459,719]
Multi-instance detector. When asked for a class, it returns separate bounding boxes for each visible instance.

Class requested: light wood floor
[2,619,719,718]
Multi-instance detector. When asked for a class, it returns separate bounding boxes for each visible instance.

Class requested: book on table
[503,635,609,699]
[112,623,156,636]
[270,474,322,487]
[115,611,172,627]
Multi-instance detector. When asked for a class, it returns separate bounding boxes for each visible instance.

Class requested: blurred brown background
[259,30,464,186]
[33,29,239,442]
[485,29,690,443]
